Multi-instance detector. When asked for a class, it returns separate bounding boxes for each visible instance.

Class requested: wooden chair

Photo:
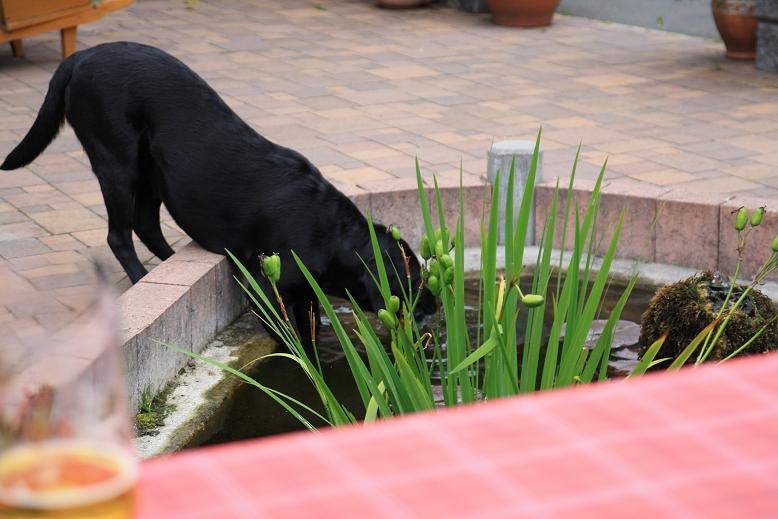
[0,0,133,59]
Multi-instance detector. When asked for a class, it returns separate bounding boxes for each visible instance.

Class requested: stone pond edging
[534,180,778,280]
[119,242,244,410]
[122,178,778,411]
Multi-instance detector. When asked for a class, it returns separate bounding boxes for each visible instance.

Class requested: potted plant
[712,0,758,59]
[485,0,561,27]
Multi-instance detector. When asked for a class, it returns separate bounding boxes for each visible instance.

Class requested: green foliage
[135,386,175,434]
[640,205,778,368]
[169,129,645,430]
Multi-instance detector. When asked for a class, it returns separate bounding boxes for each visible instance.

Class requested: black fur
[2,42,435,342]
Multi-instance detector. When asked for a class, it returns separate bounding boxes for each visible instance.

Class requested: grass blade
[668,318,722,370]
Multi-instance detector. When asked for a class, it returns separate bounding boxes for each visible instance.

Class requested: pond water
[202,276,656,446]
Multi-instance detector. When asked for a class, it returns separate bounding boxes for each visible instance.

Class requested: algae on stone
[639,270,778,364]
[135,385,175,435]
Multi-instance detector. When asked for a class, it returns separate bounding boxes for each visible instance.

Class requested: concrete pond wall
[122,174,778,454]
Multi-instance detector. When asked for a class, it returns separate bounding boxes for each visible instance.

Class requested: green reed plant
[166,130,644,429]
[635,205,778,370]
[698,206,778,363]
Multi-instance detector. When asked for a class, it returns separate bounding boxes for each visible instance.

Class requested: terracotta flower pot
[376,0,429,8]
[712,0,757,60]
[485,0,562,27]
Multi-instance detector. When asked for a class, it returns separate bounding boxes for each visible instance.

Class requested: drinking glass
[0,281,137,519]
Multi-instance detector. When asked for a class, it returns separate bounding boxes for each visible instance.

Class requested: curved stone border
[534,179,778,281]
[122,178,778,412]
[137,239,778,458]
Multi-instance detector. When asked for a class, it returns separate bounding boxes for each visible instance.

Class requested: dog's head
[355,224,437,320]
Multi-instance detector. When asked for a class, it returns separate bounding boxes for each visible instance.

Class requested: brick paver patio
[1,0,778,336]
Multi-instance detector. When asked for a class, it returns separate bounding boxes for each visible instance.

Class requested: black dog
[2,42,435,342]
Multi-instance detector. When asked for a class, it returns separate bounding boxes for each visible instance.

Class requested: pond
[201,276,656,446]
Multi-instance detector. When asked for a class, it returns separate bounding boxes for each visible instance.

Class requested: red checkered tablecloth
[137,353,778,518]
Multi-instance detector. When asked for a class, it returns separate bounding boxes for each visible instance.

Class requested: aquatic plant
[639,206,778,367]
[166,130,651,430]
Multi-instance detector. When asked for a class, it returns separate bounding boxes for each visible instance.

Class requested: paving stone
[5,190,72,208]
[39,234,87,251]
[0,239,51,260]
[676,176,762,194]
[0,171,43,189]
[23,263,96,291]
[629,169,699,186]
[3,0,778,350]
[28,208,105,234]
[0,221,49,242]
[70,228,108,247]
[328,167,394,184]
[0,210,29,225]
[6,294,71,320]
[9,250,83,271]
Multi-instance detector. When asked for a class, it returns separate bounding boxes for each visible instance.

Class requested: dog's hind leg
[79,141,147,283]
[66,91,147,283]
[132,139,174,261]
[133,181,174,261]
[96,165,148,284]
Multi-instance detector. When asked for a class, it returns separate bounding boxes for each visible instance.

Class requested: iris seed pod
[377,309,397,329]
[390,226,402,241]
[420,236,432,260]
[521,294,544,308]
[262,254,281,284]
[735,207,748,231]
[772,234,778,252]
[388,295,400,314]
[443,266,455,285]
[751,207,766,227]
[440,254,454,269]
[435,240,445,258]
[427,275,441,296]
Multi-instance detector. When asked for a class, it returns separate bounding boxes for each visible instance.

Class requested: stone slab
[655,190,726,270]
[757,20,778,73]
[756,0,778,21]
[487,141,543,247]
[118,244,246,410]
[443,0,489,12]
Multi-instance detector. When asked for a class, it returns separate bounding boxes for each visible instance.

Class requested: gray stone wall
[441,0,489,13]
[757,0,778,72]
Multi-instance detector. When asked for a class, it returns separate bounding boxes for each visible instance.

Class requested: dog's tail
[1,56,76,171]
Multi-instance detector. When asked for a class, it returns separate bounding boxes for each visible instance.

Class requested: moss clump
[639,270,778,364]
[135,386,175,435]
[136,412,161,431]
